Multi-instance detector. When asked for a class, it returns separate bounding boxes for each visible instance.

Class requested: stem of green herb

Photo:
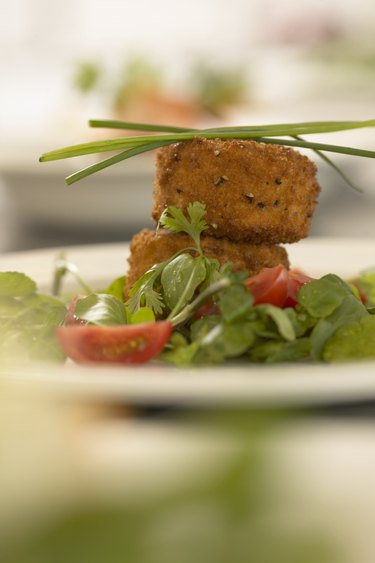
[170,277,231,327]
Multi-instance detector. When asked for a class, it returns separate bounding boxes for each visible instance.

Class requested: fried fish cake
[125,228,289,294]
[152,138,320,244]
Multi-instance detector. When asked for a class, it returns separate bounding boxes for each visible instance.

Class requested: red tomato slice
[245,266,313,308]
[194,298,220,319]
[245,265,289,307]
[57,322,172,365]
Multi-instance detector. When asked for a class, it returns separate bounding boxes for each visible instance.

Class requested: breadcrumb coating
[152,138,320,244]
[126,228,289,294]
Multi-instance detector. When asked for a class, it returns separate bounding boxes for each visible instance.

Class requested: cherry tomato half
[57,321,172,365]
[245,265,289,307]
[245,265,313,308]
[284,269,313,308]
[194,298,220,319]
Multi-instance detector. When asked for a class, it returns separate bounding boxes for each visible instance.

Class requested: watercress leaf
[196,321,257,363]
[310,294,368,360]
[129,307,155,324]
[323,315,375,361]
[0,317,66,364]
[161,254,206,313]
[298,274,356,318]
[0,272,37,297]
[104,275,126,301]
[249,337,311,363]
[0,296,26,316]
[218,284,253,323]
[190,315,221,342]
[23,293,68,311]
[257,304,295,342]
[162,328,199,366]
[163,340,201,366]
[218,322,257,357]
[75,293,127,326]
[28,333,67,362]
[288,306,318,337]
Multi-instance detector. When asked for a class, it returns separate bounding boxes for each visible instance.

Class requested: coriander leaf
[0,272,37,297]
[218,284,253,323]
[158,201,208,250]
[75,294,127,325]
[323,316,375,361]
[126,263,166,315]
[162,254,206,315]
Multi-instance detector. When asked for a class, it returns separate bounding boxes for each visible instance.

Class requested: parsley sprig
[39,118,375,189]
[158,202,208,253]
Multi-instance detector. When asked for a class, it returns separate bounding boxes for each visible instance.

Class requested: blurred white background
[0,0,374,251]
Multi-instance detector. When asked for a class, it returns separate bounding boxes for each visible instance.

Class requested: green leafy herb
[103,275,127,302]
[162,254,207,316]
[75,294,128,326]
[129,307,155,324]
[52,253,94,297]
[218,284,253,323]
[158,202,208,252]
[0,272,37,297]
[0,272,67,363]
[127,202,225,317]
[126,261,169,316]
[323,316,375,361]
[257,304,296,342]
[298,274,357,318]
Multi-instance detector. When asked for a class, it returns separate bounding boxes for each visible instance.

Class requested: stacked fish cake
[126,137,320,291]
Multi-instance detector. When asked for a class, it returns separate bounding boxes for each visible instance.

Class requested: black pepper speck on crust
[152,138,320,244]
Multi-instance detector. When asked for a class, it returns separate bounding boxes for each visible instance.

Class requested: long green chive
[39,119,375,187]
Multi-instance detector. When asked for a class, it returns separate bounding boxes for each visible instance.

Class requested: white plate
[1,238,375,407]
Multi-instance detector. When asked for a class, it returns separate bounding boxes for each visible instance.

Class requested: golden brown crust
[152,138,320,244]
[125,228,289,294]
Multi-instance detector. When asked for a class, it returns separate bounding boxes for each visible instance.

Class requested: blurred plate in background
[1,155,155,238]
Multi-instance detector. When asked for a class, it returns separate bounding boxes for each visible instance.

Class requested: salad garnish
[39,118,375,189]
[2,202,375,366]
